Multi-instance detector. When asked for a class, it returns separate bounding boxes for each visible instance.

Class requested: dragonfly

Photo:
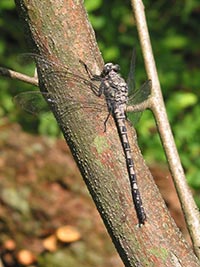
[14,52,151,226]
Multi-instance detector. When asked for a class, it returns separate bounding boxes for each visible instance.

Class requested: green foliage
[0,0,15,10]
[0,1,200,201]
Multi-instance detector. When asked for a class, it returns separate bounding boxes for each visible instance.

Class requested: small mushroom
[56,225,81,243]
[3,239,16,251]
[16,249,36,266]
[43,235,57,252]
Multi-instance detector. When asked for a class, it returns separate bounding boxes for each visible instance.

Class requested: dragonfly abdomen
[114,111,146,225]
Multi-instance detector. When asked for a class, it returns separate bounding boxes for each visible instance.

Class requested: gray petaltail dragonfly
[14,52,151,226]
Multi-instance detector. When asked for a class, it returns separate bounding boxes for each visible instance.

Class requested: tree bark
[14,0,199,266]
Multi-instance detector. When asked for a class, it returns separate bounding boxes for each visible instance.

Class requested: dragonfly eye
[103,63,120,75]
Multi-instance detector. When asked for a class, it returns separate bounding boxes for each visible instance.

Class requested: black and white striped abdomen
[114,109,146,225]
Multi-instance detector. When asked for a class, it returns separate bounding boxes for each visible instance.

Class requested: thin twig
[131,0,200,259]
[0,67,38,86]
[127,98,151,113]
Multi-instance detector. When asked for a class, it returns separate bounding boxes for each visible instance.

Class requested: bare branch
[0,67,38,86]
[131,0,200,259]
[127,98,151,113]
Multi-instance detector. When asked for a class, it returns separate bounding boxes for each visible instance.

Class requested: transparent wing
[127,80,152,124]
[13,90,107,122]
[128,79,152,106]
[20,53,100,96]
[126,49,152,124]
[127,48,136,96]
[13,91,49,115]
[15,54,107,121]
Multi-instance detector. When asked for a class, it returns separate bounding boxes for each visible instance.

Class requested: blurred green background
[0,0,200,205]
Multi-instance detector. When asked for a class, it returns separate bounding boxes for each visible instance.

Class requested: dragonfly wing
[127,48,136,96]
[127,80,152,125]
[13,91,50,115]
[14,90,107,123]
[21,53,100,96]
[126,48,151,124]
[128,79,152,106]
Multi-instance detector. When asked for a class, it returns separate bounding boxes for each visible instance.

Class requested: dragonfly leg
[79,60,101,81]
[103,112,111,132]
[79,59,94,79]
[79,60,102,96]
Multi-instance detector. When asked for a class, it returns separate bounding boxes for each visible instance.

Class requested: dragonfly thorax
[99,67,128,113]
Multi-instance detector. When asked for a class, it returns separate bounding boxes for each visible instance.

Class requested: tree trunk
[14,0,199,266]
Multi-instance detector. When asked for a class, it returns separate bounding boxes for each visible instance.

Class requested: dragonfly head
[102,63,120,76]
